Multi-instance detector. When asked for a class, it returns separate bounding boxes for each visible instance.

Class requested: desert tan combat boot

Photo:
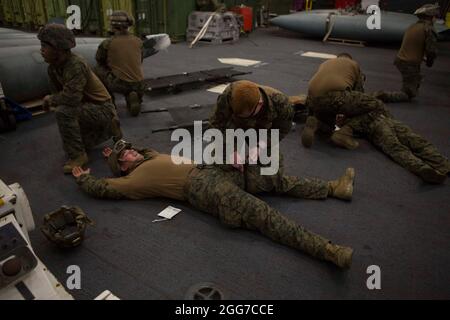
[63,153,89,174]
[324,243,353,269]
[331,125,359,150]
[328,168,355,201]
[126,91,141,117]
[301,116,319,148]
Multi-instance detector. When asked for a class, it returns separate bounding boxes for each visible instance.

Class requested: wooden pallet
[325,37,366,47]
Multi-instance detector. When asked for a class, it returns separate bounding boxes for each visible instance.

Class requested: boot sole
[301,118,318,148]
[301,129,314,148]
[127,92,141,117]
[344,168,356,201]
[420,167,447,184]
[340,248,354,269]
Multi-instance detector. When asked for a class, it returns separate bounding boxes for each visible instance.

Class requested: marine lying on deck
[72,140,356,269]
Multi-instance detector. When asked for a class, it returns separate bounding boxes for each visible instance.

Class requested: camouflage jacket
[209,83,294,144]
[48,53,104,108]
[77,174,127,200]
[423,21,438,67]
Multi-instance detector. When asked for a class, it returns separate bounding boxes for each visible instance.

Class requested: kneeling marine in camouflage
[95,11,145,117]
[302,53,385,148]
[38,24,122,174]
[72,140,356,268]
[373,4,440,102]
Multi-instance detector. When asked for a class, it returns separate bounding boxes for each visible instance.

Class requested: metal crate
[187,11,239,44]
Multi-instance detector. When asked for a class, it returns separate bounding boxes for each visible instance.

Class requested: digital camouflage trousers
[307,90,390,132]
[372,58,422,103]
[345,113,450,176]
[186,166,332,261]
[55,101,119,159]
[94,65,145,100]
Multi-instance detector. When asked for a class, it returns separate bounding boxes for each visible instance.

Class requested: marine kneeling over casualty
[209,80,295,181]
[94,11,145,117]
[302,53,450,184]
[71,139,357,268]
[38,24,123,174]
[373,4,440,103]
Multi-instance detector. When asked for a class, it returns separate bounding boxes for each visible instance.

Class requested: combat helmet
[108,139,133,177]
[37,24,76,50]
[109,10,135,29]
[414,3,440,17]
[41,206,94,249]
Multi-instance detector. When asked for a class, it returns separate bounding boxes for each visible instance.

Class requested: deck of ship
[1,27,449,300]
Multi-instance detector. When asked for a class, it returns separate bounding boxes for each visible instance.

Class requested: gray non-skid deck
[0,27,449,300]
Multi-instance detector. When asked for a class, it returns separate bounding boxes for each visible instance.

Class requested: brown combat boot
[324,243,353,269]
[126,91,141,117]
[63,153,89,175]
[331,126,359,150]
[301,116,319,148]
[328,168,355,201]
[418,166,447,184]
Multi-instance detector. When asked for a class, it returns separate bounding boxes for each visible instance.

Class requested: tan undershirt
[397,22,427,64]
[106,154,196,201]
[107,35,144,82]
[85,68,112,102]
[308,57,361,98]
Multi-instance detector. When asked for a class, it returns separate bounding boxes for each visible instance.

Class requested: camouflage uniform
[94,37,145,101]
[210,82,295,181]
[244,161,329,198]
[211,83,294,138]
[374,20,438,102]
[77,164,336,264]
[307,89,390,131]
[48,54,119,159]
[344,112,450,178]
[186,166,332,261]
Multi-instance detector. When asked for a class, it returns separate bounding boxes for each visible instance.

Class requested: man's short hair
[337,53,353,59]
